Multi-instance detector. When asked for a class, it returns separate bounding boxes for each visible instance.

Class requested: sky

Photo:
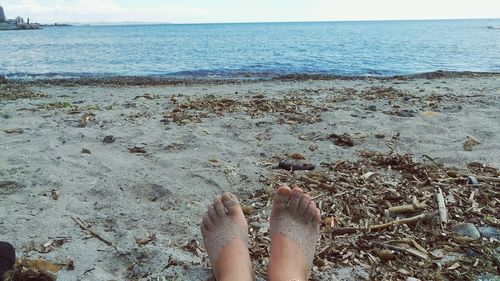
[1,0,499,24]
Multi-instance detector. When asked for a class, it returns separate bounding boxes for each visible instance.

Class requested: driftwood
[332,213,436,235]
[373,242,429,260]
[436,187,448,226]
[388,203,426,214]
[71,217,114,247]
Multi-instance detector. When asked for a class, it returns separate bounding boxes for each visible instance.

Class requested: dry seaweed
[232,150,499,280]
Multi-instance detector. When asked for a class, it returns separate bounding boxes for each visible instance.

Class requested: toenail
[222,192,232,201]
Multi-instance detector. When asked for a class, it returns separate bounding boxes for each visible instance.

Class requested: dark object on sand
[278,160,315,171]
[128,146,146,154]
[102,135,116,143]
[329,133,354,147]
[0,242,15,280]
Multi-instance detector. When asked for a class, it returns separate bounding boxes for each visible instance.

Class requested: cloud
[2,0,221,23]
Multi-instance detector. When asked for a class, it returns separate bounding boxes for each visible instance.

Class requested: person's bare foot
[268,186,321,281]
[201,192,253,281]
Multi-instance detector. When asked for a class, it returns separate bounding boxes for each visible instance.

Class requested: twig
[300,175,336,192]
[436,187,448,227]
[332,212,436,235]
[388,203,426,214]
[71,217,115,247]
[373,242,429,260]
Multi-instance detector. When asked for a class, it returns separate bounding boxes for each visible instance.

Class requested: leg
[201,193,253,281]
[268,186,321,281]
[0,242,15,280]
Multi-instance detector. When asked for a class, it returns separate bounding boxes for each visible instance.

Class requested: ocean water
[1,19,500,79]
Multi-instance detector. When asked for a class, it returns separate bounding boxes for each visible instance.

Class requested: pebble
[453,223,481,240]
[102,135,116,143]
[477,226,500,240]
[366,105,377,111]
[309,143,318,151]
[375,133,386,139]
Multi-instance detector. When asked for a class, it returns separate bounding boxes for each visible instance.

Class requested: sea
[1,19,500,80]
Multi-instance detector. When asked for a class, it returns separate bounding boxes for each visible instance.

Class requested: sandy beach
[1,73,499,280]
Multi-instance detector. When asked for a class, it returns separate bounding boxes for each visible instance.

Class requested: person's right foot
[268,186,321,281]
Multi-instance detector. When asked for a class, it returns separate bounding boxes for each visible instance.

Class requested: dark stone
[102,135,116,143]
[366,105,377,111]
[403,96,411,101]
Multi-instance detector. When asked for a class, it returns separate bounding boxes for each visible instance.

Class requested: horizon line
[39,17,500,26]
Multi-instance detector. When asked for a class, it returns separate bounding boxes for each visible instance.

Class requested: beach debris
[467,176,479,185]
[50,190,60,200]
[128,146,147,154]
[135,233,156,246]
[394,109,417,117]
[2,128,24,134]
[278,160,315,171]
[463,136,480,151]
[289,152,305,160]
[78,112,95,127]
[133,94,158,100]
[181,239,203,256]
[236,149,499,279]
[420,111,438,117]
[452,223,481,240]
[308,143,318,151]
[0,181,24,195]
[71,217,115,247]
[477,227,500,240]
[81,148,91,154]
[331,212,436,235]
[102,135,116,143]
[0,83,47,101]
[241,204,253,216]
[377,249,396,261]
[329,133,354,147]
[436,187,448,226]
[375,133,385,139]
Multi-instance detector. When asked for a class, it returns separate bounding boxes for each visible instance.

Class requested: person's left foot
[201,192,253,281]
[0,242,15,280]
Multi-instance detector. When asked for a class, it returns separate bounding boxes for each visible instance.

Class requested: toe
[304,201,317,223]
[202,214,214,231]
[273,186,292,207]
[222,192,241,216]
[208,204,218,221]
[297,194,311,214]
[312,209,321,226]
[289,187,303,211]
[214,196,227,216]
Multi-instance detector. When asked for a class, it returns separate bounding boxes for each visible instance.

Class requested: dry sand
[0,75,499,280]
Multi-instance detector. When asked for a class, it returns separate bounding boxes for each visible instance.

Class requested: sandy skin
[201,187,321,280]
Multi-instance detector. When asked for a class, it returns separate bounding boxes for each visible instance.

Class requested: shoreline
[3,70,500,87]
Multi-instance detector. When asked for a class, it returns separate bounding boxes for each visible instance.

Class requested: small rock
[403,96,411,101]
[453,223,481,240]
[395,109,416,117]
[478,227,500,240]
[467,176,479,185]
[81,148,91,154]
[308,143,318,151]
[375,133,385,139]
[102,135,116,143]
[366,105,377,111]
